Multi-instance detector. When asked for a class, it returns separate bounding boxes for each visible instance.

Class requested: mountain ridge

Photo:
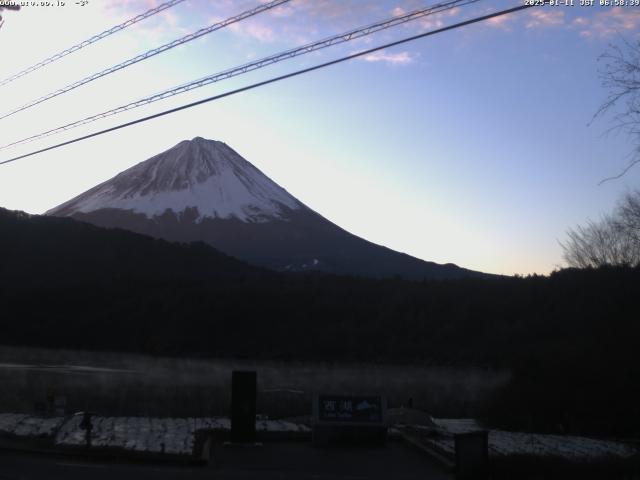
[49,137,301,222]
[48,137,489,280]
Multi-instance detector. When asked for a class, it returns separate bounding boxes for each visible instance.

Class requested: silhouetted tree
[562,191,640,268]
[595,38,640,182]
[3,208,640,434]
[617,189,640,241]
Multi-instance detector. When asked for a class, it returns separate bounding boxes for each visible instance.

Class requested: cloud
[385,5,462,34]
[202,0,383,45]
[161,10,180,27]
[485,13,516,31]
[103,0,158,14]
[572,16,588,27]
[526,9,565,29]
[362,50,415,65]
[227,20,276,42]
[96,0,190,44]
[296,0,381,21]
[576,7,640,38]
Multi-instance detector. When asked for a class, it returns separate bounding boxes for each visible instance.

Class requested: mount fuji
[48,137,485,280]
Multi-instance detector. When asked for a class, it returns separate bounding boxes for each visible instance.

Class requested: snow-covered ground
[0,413,310,456]
[412,418,639,462]
[2,412,637,462]
[0,413,65,438]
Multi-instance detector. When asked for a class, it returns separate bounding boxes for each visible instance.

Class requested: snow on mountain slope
[48,136,489,280]
[49,137,301,222]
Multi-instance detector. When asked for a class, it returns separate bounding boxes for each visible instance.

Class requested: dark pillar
[79,412,93,448]
[230,371,256,443]
[455,431,489,479]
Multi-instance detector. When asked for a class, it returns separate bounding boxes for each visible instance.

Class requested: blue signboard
[316,395,384,424]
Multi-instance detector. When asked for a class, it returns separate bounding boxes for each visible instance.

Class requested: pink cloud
[572,16,588,27]
[97,0,188,42]
[526,9,565,29]
[578,7,640,38]
[104,0,158,14]
[413,6,461,31]
[299,0,380,20]
[204,0,384,45]
[228,21,276,42]
[161,10,179,27]
[362,50,415,65]
[485,13,516,30]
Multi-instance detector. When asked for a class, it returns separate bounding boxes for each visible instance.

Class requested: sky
[0,0,639,276]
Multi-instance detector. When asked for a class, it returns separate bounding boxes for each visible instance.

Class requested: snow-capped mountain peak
[48,137,487,280]
[48,137,301,222]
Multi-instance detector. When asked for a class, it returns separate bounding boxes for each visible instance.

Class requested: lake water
[0,346,509,418]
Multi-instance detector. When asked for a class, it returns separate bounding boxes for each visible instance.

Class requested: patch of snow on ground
[0,413,29,435]
[1,413,312,456]
[432,418,483,435]
[416,418,639,461]
[51,416,308,455]
[54,414,85,445]
[0,414,64,438]
[257,420,309,432]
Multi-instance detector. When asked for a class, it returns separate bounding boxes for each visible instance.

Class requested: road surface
[0,441,452,479]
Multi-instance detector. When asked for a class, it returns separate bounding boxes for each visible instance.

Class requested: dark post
[231,371,257,443]
[455,431,489,479]
[79,412,93,448]
[46,388,55,416]
[54,395,67,416]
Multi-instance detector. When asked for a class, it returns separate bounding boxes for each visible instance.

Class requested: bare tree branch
[593,37,640,182]
[598,156,640,185]
[562,191,640,268]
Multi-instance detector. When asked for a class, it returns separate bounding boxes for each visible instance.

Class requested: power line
[0,0,188,87]
[0,0,291,121]
[0,0,479,152]
[0,2,536,167]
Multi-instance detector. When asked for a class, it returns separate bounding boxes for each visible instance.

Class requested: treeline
[1,208,639,434]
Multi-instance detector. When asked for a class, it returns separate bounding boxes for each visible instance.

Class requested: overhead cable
[0,0,479,151]
[0,0,188,87]
[0,2,537,166]
[0,0,291,121]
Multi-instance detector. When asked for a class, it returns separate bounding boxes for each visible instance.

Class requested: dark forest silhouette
[1,208,638,435]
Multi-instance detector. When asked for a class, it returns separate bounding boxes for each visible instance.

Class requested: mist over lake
[0,346,508,418]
